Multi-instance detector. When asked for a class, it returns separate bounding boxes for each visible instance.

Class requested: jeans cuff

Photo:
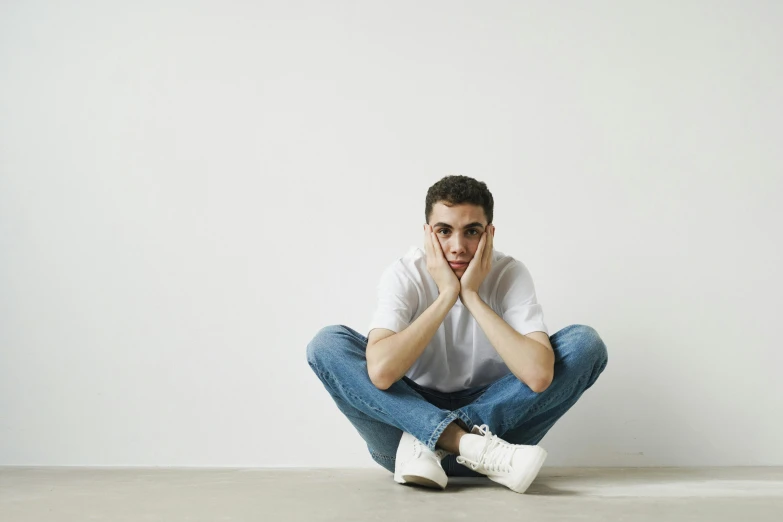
[425,410,476,452]
[454,410,475,433]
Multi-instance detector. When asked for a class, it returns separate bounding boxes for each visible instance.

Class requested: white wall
[1,0,781,468]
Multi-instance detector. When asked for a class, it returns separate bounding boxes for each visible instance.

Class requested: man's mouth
[449,261,468,269]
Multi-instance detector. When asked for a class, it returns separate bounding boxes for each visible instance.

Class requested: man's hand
[460,224,494,298]
[424,224,460,296]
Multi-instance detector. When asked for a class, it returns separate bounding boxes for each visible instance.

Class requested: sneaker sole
[394,461,448,490]
[395,474,446,489]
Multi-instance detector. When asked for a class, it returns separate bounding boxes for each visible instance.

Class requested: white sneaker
[393,431,450,490]
[456,424,547,494]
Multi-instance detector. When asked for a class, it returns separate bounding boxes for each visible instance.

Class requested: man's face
[427,201,489,279]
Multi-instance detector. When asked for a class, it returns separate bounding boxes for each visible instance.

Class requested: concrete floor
[2,467,782,521]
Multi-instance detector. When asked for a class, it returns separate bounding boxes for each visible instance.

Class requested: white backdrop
[1,1,781,467]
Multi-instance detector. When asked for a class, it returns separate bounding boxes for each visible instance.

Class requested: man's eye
[438,229,479,236]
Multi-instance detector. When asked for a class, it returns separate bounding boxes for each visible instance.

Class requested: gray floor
[2,467,782,521]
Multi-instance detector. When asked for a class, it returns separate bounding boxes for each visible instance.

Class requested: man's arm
[366,288,459,390]
[457,227,553,392]
[461,291,555,393]
[367,223,462,390]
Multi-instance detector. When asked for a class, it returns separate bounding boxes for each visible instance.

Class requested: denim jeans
[306,323,608,477]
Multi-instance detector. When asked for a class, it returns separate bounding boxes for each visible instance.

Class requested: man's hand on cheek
[424,224,461,297]
[459,225,494,298]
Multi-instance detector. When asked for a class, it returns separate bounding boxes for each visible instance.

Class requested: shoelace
[456,424,517,473]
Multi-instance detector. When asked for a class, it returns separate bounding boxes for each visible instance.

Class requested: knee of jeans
[560,324,608,370]
[306,324,352,368]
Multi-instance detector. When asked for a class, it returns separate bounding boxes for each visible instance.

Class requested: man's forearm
[370,289,459,389]
[461,291,554,392]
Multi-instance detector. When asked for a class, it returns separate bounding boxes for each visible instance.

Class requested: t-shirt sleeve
[498,261,549,336]
[367,262,419,337]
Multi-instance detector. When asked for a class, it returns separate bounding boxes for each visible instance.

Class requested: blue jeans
[306,324,607,477]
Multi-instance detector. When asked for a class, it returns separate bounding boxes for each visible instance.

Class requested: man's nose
[449,238,466,254]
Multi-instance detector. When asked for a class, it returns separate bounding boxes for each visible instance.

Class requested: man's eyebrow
[433,222,485,229]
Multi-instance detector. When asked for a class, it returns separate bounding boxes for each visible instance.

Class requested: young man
[306,175,608,493]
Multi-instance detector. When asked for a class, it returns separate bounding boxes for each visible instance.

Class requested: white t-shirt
[367,246,548,393]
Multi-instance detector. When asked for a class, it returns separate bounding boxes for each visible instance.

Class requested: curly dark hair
[425,175,494,225]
